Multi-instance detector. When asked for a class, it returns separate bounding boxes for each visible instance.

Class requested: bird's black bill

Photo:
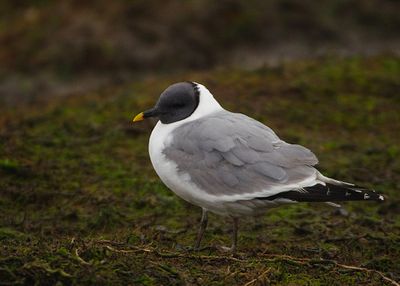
[132,107,159,122]
[143,107,159,118]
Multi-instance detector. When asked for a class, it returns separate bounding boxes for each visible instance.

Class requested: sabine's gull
[133,82,384,253]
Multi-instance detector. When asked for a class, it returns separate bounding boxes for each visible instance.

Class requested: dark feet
[194,208,208,249]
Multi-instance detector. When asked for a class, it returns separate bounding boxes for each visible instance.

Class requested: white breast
[148,83,229,214]
[149,121,197,203]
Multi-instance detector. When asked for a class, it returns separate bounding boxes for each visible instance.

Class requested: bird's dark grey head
[140,82,200,124]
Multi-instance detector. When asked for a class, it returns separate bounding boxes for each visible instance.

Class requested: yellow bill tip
[132,112,144,122]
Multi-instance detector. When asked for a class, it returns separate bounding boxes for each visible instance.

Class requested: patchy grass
[0,56,399,285]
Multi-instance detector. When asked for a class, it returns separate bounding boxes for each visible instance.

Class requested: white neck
[189,83,223,120]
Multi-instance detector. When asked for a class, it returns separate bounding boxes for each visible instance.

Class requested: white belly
[149,121,204,205]
[149,121,236,215]
[148,121,288,217]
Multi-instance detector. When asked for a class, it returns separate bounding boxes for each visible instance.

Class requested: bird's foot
[216,245,237,256]
[185,244,241,257]
[217,245,231,252]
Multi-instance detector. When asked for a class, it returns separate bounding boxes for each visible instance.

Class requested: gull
[132,82,384,253]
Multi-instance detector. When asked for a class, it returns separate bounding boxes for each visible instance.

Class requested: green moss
[0,227,26,240]
[0,56,399,285]
[0,158,20,173]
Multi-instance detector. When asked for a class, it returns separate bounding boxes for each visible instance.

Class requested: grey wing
[163,110,319,198]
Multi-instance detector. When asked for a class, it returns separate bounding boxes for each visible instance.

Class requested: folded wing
[163,110,319,199]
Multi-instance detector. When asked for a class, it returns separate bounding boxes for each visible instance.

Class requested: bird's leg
[231,217,239,254]
[219,217,240,254]
[194,208,208,250]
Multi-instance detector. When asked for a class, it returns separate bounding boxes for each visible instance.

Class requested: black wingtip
[258,183,385,203]
[343,184,385,202]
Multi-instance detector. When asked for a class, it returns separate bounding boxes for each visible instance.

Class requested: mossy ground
[0,56,399,285]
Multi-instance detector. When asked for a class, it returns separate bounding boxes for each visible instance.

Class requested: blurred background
[1,0,399,105]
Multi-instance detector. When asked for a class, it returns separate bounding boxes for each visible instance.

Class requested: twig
[335,262,399,286]
[97,239,126,246]
[103,244,243,262]
[105,245,152,254]
[23,261,72,278]
[73,249,91,265]
[243,267,272,286]
[259,254,399,286]
[98,241,399,286]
